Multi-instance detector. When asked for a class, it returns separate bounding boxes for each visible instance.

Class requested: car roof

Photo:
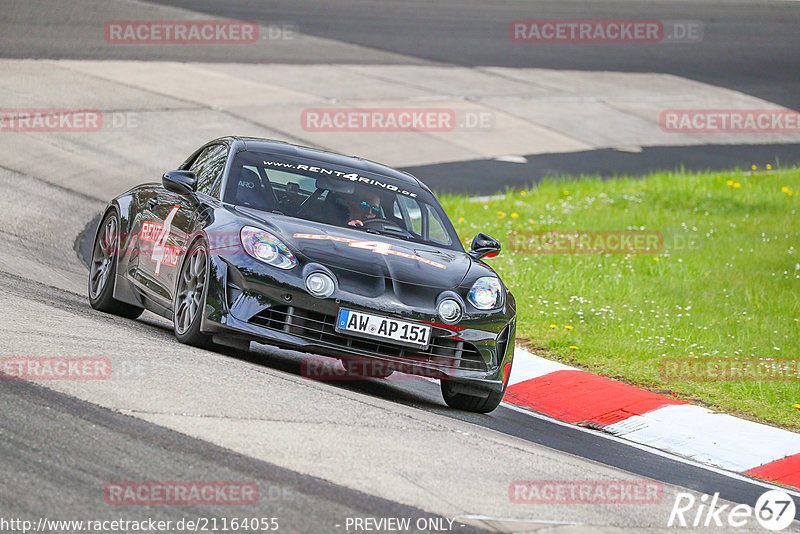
[215,136,428,191]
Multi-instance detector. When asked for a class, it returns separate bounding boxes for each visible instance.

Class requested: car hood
[235,207,471,289]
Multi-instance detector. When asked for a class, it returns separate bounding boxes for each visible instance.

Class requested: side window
[190,145,228,197]
[396,195,423,234]
[394,196,450,246]
[425,204,451,245]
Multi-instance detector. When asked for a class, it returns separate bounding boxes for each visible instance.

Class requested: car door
[138,144,228,307]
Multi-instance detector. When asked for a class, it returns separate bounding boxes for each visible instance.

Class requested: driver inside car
[344,187,382,226]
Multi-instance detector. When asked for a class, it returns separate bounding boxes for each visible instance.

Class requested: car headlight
[240,226,297,269]
[467,277,503,310]
[437,298,462,324]
[305,272,335,298]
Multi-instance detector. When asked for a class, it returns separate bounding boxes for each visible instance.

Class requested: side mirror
[162,170,197,195]
[469,233,501,260]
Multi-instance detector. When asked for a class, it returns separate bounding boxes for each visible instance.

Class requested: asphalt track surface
[145,0,800,183]
[1,376,486,534]
[143,0,800,110]
[3,0,800,532]
[3,0,800,182]
[7,0,799,110]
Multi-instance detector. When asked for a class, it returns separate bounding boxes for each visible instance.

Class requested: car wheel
[88,211,144,319]
[440,380,505,413]
[173,238,212,348]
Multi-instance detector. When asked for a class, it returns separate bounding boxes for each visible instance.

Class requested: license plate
[336,309,431,349]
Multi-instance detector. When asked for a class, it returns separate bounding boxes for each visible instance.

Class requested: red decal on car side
[292,233,446,269]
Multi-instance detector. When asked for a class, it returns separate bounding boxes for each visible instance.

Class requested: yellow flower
[528,219,535,225]
[549,324,557,329]
[563,190,570,196]
[782,186,789,193]
[751,164,757,170]
[569,345,579,350]
[497,211,506,219]
[726,180,734,186]
[653,257,660,262]
[520,190,527,196]
[458,217,465,223]
[565,325,574,330]
[511,212,519,219]
[793,404,800,410]
[767,164,772,170]
[733,182,741,188]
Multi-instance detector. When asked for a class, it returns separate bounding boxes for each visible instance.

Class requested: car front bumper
[200,251,516,392]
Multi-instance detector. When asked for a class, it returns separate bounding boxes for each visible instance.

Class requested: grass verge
[440,166,799,429]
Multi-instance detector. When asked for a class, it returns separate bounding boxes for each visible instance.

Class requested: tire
[173,238,212,348]
[440,380,505,413]
[88,211,144,319]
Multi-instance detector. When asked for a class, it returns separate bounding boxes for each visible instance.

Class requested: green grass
[440,166,800,429]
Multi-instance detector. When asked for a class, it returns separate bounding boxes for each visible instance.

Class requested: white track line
[500,402,800,498]
[605,404,800,472]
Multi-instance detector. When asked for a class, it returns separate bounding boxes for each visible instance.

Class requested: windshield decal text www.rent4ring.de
[263,161,418,198]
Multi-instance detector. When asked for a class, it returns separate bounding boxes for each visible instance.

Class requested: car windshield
[225,151,462,250]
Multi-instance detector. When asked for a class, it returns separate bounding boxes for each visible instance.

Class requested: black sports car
[88,137,516,413]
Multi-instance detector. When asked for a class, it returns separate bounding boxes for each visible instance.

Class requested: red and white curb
[503,346,800,490]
